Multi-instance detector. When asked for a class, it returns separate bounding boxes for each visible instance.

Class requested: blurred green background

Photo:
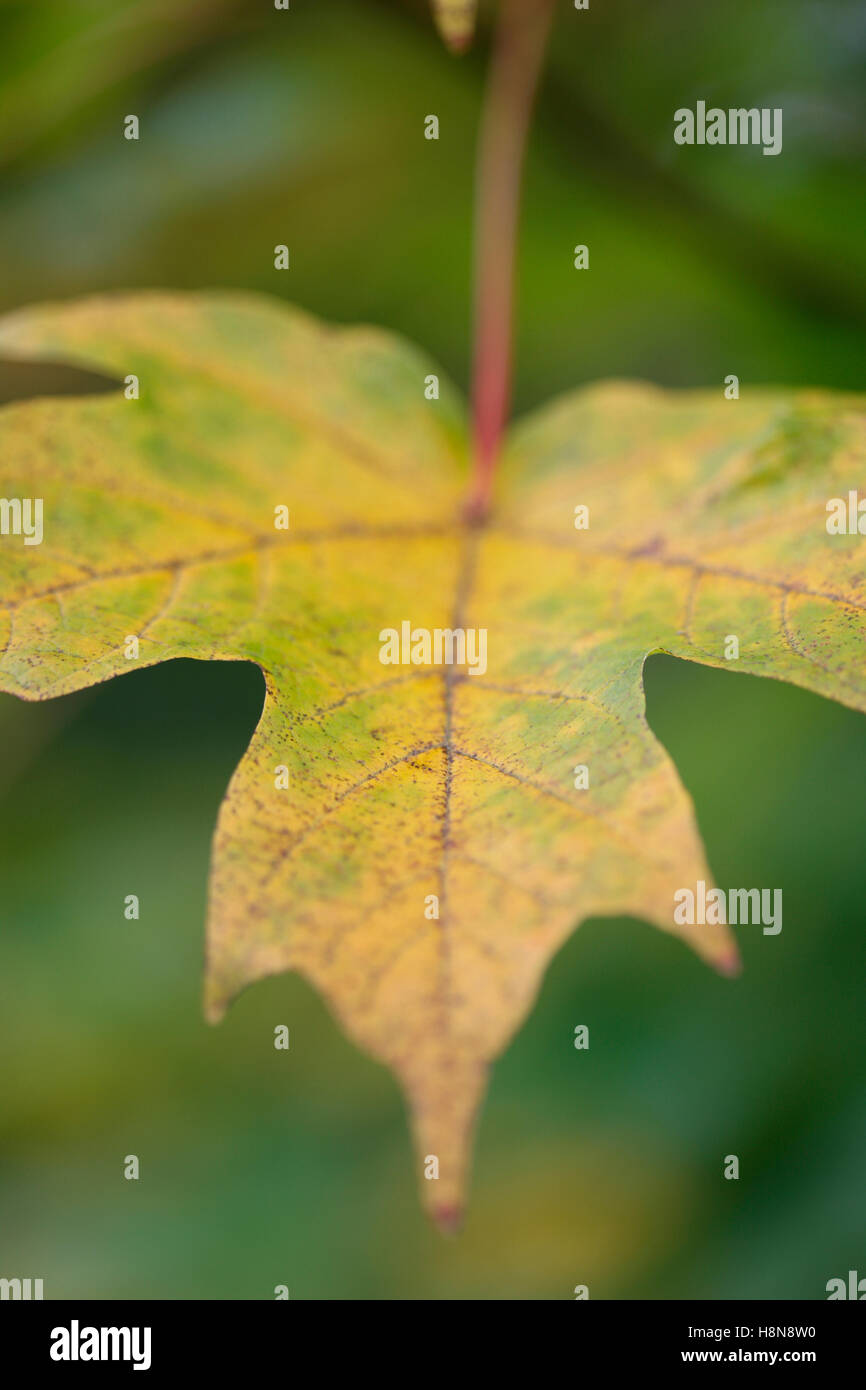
[0,0,864,1299]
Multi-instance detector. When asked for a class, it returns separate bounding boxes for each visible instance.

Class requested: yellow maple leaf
[1,292,864,1225]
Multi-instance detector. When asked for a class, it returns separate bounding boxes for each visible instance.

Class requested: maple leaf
[1,292,864,1226]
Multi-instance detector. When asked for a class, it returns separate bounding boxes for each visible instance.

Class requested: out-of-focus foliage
[0,0,864,406]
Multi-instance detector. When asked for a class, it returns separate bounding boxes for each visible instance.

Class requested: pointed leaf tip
[715,945,743,979]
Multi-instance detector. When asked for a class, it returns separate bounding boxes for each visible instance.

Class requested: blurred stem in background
[468,0,556,519]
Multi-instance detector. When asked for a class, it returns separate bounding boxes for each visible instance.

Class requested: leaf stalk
[466,0,556,521]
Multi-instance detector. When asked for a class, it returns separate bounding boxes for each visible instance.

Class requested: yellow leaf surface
[1,292,864,1224]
